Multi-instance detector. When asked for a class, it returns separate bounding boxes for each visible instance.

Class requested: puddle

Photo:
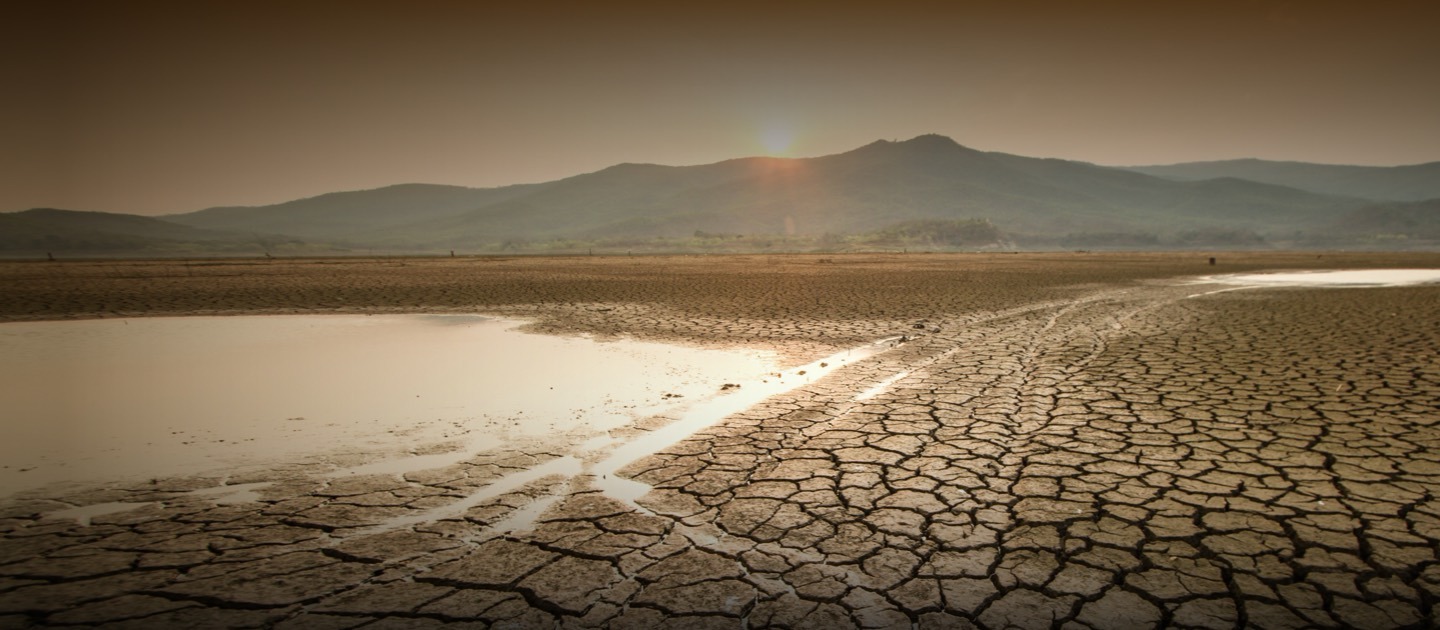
[185,482,272,505]
[1198,269,1440,288]
[486,482,574,533]
[45,501,157,526]
[0,315,778,499]
[5,312,916,534]
[329,451,480,479]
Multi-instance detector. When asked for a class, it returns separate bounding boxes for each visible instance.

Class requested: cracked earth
[2,253,1439,629]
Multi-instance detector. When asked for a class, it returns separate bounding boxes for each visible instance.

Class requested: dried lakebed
[2,269,1440,629]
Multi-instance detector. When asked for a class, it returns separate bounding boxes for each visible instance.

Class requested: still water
[1203,268,1440,287]
[0,315,778,498]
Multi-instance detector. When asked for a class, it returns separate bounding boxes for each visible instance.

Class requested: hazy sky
[6,0,1438,215]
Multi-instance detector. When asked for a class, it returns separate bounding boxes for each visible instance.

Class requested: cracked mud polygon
[2,252,1439,629]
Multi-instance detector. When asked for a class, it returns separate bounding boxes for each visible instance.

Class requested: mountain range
[1123,159,1440,202]
[5,135,1438,256]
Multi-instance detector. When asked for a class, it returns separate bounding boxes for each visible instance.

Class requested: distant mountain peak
[851,134,978,158]
[899,133,962,147]
[597,162,670,173]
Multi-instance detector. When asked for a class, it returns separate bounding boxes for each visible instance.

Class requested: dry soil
[2,252,1439,629]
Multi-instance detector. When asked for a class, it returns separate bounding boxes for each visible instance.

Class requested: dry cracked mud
[2,252,1439,629]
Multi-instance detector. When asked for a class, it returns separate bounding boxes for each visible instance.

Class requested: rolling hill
[1311,198,1440,247]
[163,134,1366,249]
[1123,159,1440,202]
[6,135,1435,256]
[167,183,541,240]
[0,209,301,256]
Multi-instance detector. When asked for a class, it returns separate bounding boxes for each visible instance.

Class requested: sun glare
[759,125,795,155]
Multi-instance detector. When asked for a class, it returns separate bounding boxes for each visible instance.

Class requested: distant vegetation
[1172,228,1269,247]
[858,219,1002,248]
[434,219,1007,256]
[1302,199,1440,248]
[3,135,1437,257]
[1053,232,1161,249]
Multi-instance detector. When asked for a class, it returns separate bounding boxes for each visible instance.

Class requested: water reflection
[0,315,777,498]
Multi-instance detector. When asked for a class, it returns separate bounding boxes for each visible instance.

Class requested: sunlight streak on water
[0,315,777,498]
[353,455,583,536]
[589,336,902,507]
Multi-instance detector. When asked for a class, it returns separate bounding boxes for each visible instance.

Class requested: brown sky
[5,0,1438,215]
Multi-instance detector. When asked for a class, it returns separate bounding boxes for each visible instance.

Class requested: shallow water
[0,315,777,498]
[1200,268,1440,288]
[588,336,901,506]
[348,335,904,534]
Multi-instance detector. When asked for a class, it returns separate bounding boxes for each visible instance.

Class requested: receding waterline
[0,314,778,499]
[354,335,905,534]
[352,455,584,536]
[588,336,902,507]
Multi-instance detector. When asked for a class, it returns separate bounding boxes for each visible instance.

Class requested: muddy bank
[4,251,1438,357]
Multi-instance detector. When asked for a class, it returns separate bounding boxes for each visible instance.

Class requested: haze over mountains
[5,135,1438,256]
[1124,160,1440,203]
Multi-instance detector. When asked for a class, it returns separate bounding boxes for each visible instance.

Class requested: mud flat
[2,252,1439,629]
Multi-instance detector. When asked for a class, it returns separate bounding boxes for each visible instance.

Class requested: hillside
[1124,159,1440,202]
[1310,198,1440,247]
[9,135,1433,256]
[0,209,302,256]
[168,183,540,240]
[162,135,1361,250]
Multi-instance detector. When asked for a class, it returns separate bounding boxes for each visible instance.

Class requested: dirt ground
[2,251,1440,629]
[2,252,1436,359]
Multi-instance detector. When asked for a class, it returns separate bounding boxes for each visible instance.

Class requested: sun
[759,124,796,156]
